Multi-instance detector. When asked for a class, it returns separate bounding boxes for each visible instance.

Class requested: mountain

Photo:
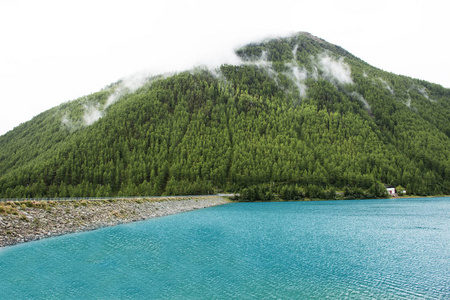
[1,32,449,200]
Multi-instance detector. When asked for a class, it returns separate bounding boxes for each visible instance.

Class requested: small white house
[386,186,396,196]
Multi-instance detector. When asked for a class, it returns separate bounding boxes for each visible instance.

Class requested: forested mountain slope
[1,32,449,199]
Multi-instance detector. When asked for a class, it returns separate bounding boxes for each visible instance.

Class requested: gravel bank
[0,196,230,248]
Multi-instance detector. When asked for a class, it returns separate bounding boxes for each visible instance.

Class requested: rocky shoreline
[0,196,230,248]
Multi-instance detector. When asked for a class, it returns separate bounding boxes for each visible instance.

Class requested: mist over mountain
[1,32,449,200]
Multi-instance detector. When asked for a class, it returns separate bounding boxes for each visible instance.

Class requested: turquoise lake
[1,198,449,299]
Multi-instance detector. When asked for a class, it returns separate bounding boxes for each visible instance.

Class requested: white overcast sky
[0,0,449,135]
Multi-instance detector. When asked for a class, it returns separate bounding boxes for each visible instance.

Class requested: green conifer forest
[1,32,449,200]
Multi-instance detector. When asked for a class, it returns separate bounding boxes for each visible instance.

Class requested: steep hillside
[1,32,449,200]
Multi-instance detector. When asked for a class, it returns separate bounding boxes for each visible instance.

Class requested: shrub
[239,184,275,201]
[279,185,304,200]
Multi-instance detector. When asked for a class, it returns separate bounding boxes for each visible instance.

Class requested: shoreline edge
[0,196,230,248]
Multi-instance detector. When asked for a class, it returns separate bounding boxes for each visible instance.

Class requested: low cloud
[61,113,76,130]
[378,78,394,94]
[82,72,156,126]
[351,92,371,112]
[289,45,308,98]
[418,86,429,99]
[250,51,278,78]
[317,54,353,85]
[234,46,354,100]
[417,86,436,102]
[61,72,159,129]
[83,104,103,126]
[405,97,412,108]
[105,72,154,107]
[291,66,308,98]
[250,44,310,99]
[282,64,308,99]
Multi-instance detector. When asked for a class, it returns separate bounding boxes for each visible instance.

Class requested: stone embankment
[0,196,230,248]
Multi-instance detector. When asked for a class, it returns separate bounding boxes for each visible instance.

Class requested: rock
[0,196,230,248]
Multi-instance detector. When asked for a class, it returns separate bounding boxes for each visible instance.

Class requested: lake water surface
[1,198,449,299]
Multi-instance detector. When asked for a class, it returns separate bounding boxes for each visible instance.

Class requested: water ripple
[0,198,449,299]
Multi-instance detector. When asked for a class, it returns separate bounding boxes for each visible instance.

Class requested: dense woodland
[1,32,449,200]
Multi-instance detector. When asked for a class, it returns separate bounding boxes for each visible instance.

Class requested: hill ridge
[1,33,449,200]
